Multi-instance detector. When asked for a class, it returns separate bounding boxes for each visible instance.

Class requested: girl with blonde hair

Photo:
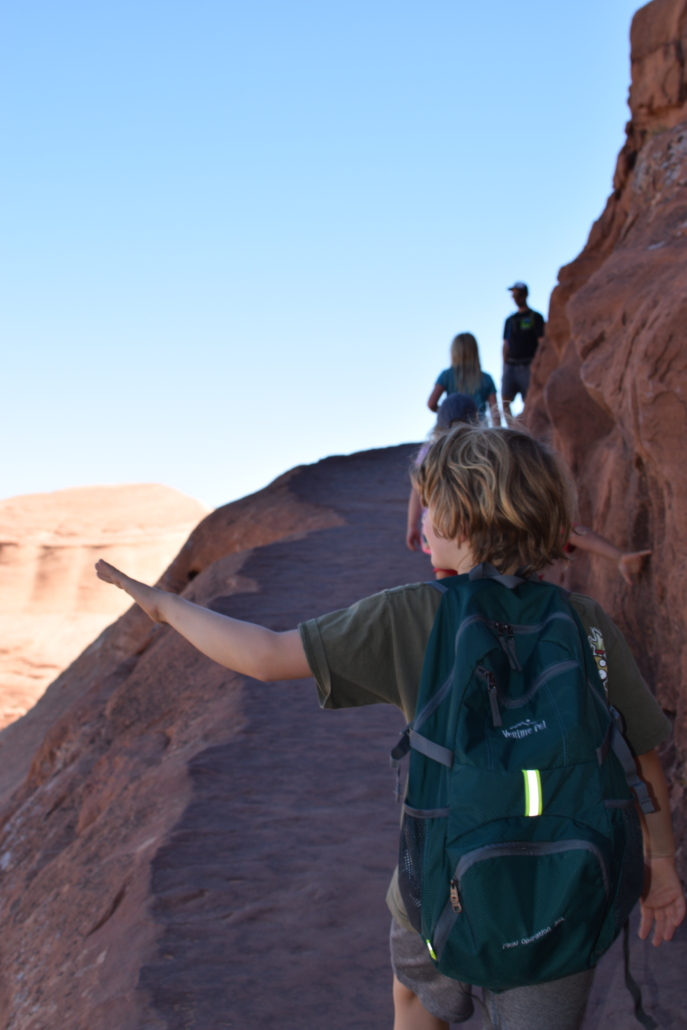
[427,332,500,424]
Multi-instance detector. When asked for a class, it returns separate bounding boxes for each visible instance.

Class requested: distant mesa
[0,483,210,729]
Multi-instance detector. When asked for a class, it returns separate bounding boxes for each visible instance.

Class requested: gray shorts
[501,362,531,401]
[390,919,595,1029]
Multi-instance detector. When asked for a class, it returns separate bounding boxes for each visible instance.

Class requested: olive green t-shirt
[299,582,672,931]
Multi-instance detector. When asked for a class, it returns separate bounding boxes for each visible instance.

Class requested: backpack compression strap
[390,727,454,801]
[623,920,659,1029]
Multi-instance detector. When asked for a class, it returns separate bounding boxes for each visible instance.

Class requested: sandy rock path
[141,447,424,1028]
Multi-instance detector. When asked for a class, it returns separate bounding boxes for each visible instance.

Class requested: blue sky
[2,0,642,508]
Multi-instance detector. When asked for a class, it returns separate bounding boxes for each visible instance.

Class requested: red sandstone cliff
[526,0,687,882]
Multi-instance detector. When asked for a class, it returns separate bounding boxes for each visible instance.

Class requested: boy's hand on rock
[618,550,652,587]
[95,560,167,624]
[639,856,686,946]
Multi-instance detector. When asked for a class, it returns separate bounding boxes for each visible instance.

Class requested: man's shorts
[501,361,532,401]
[390,919,595,1029]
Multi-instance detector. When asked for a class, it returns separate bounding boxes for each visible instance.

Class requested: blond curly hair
[411,424,575,575]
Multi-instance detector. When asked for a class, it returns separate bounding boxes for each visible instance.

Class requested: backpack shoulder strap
[608,707,656,815]
[427,580,448,594]
[468,562,539,590]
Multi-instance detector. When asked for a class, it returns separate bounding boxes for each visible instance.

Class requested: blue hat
[437,393,478,429]
[508,281,528,291]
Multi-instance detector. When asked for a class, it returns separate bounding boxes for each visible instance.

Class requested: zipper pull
[477,666,503,728]
[504,624,522,672]
[494,622,522,671]
[449,878,462,913]
[487,677,503,727]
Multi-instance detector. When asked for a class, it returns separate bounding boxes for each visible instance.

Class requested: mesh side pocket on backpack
[614,807,644,929]
[398,814,426,933]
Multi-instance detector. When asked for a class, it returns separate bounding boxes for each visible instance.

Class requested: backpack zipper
[449,878,462,912]
[477,666,503,727]
[493,622,522,671]
[497,660,579,709]
[453,839,610,898]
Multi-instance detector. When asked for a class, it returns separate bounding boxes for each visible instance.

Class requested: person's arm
[635,748,686,946]
[502,339,509,363]
[95,560,311,681]
[569,525,651,587]
[406,488,423,551]
[427,383,444,413]
[487,393,501,427]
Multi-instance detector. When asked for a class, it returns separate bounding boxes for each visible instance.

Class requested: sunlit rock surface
[0,484,209,728]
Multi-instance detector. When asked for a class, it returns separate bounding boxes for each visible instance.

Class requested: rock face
[0,485,210,729]
[0,447,682,1030]
[0,447,425,1029]
[526,0,687,881]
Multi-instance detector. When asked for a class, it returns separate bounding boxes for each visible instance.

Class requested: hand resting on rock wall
[569,526,651,587]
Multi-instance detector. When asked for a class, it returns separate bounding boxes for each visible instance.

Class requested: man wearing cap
[501,282,545,417]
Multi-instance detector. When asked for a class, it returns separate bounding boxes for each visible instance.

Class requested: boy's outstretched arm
[635,748,686,946]
[95,560,310,681]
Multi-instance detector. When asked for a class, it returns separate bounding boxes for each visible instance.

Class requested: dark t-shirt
[503,308,545,362]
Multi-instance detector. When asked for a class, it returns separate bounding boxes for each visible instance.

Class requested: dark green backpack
[391,565,654,998]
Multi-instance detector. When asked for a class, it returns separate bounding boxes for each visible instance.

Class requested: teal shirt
[436,369,496,415]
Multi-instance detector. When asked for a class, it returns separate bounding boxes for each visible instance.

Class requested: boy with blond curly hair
[97,425,684,1030]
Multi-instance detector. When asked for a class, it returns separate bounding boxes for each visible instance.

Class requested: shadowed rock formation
[526,0,687,883]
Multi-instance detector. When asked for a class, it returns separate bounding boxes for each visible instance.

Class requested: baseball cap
[436,393,478,429]
[508,281,528,291]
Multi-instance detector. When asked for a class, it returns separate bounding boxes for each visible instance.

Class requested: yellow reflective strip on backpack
[523,769,542,816]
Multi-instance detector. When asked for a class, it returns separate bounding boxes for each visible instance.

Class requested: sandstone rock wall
[0,485,209,728]
[526,0,687,878]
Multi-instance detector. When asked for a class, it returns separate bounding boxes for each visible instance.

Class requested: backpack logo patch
[502,917,565,950]
[501,719,547,739]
